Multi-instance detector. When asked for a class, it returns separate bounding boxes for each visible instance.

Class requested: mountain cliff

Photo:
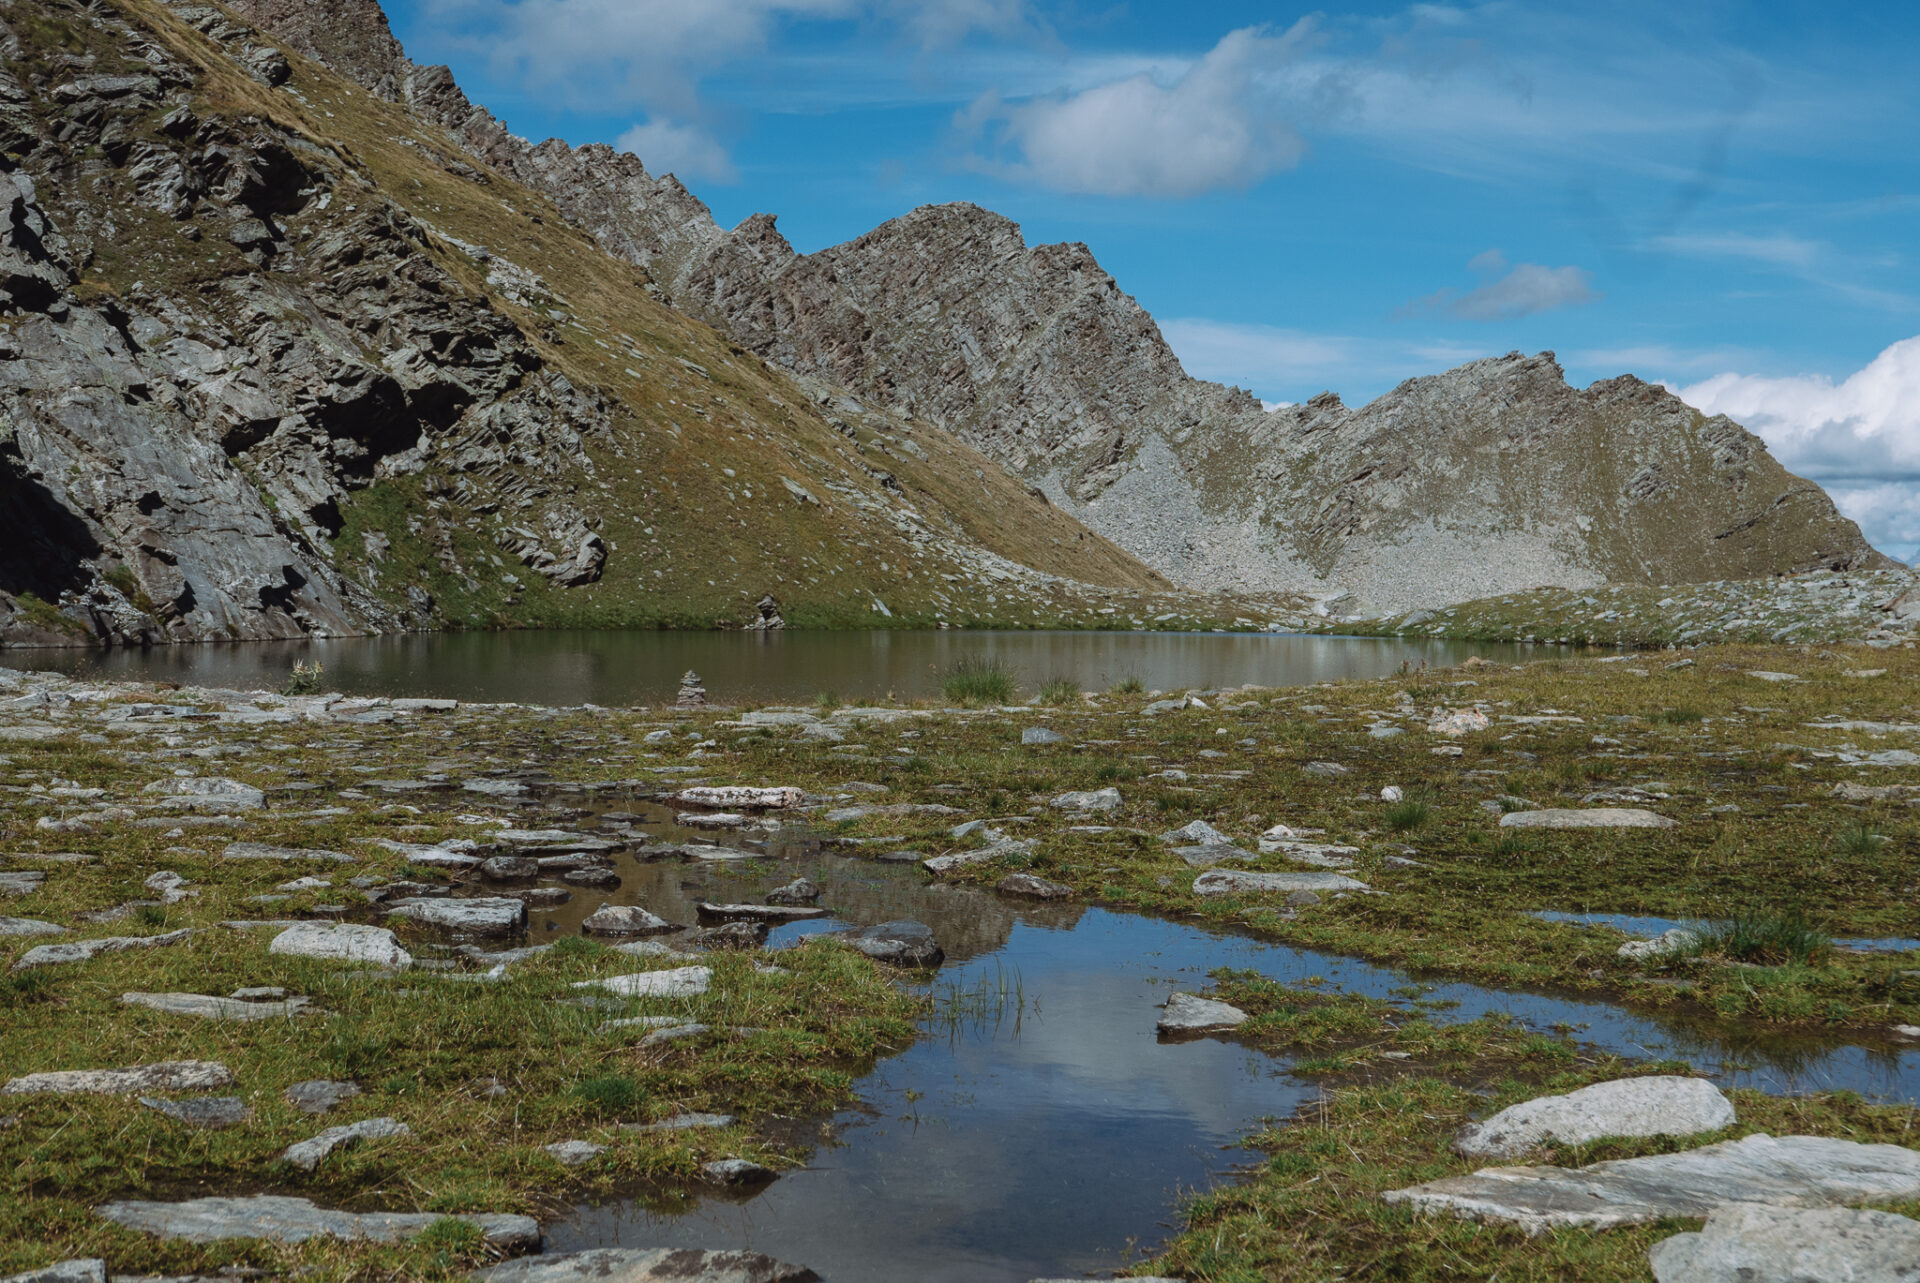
[0,0,1234,648]
[224,0,1889,615]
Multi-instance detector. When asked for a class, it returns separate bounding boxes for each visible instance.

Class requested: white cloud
[958,25,1313,197]
[1408,249,1600,322]
[1652,232,1823,270]
[615,118,739,183]
[1677,335,1920,559]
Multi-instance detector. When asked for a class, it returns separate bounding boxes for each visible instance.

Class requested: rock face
[96,1194,538,1249]
[1648,1203,1920,1283]
[475,1248,821,1283]
[1383,1133,1920,1235]
[1454,1077,1736,1160]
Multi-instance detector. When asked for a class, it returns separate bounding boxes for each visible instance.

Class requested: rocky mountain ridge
[0,0,1244,648]
[229,0,1893,615]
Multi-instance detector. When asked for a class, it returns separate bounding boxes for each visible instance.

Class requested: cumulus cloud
[615,119,739,183]
[1407,249,1600,322]
[958,24,1313,197]
[1677,335,1920,560]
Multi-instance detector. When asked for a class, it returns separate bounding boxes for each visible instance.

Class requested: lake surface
[4,629,1558,706]
[501,802,1919,1282]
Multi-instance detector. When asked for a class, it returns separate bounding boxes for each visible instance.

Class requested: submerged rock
[1455,1076,1735,1160]
[704,1158,775,1185]
[1157,992,1249,1036]
[693,901,828,924]
[1649,1203,1920,1283]
[691,921,769,950]
[764,877,822,905]
[1383,1133,1920,1234]
[995,872,1073,900]
[97,1194,538,1248]
[474,1248,819,1283]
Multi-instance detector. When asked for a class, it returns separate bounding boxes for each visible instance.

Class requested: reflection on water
[5,629,1558,705]
[527,805,1920,1282]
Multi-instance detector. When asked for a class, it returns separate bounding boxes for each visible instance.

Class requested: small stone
[703,1158,774,1185]
[764,878,822,905]
[138,1096,250,1129]
[270,923,411,969]
[3,1061,234,1096]
[1649,1203,1920,1283]
[0,917,64,937]
[583,905,676,936]
[838,920,943,967]
[544,1140,606,1167]
[1022,727,1064,745]
[284,1080,360,1115]
[1303,761,1351,777]
[995,872,1073,900]
[1455,1076,1735,1160]
[281,1116,409,1171]
[1381,786,1404,802]
[640,1023,709,1047]
[1161,819,1232,846]
[692,921,769,950]
[1157,992,1249,1036]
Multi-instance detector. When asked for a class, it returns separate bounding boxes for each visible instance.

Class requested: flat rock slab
[0,871,45,895]
[1158,992,1250,1036]
[283,1117,410,1171]
[1499,808,1676,830]
[97,1194,538,1249]
[544,1140,606,1167]
[271,923,412,969]
[1175,843,1247,868]
[922,839,1033,875]
[139,1095,250,1129]
[1049,787,1121,812]
[582,905,677,936]
[996,872,1073,900]
[224,842,353,862]
[624,1112,736,1134]
[143,778,264,810]
[0,1262,105,1283]
[285,1080,360,1114]
[475,1248,819,1283]
[12,928,192,970]
[4,1061,234,1096]
[1649,1203,1920,1283]
[388,897,527,937]
[693,901,828,924]
[574,966,712,999]
[1192,870,1370,897]
[1456,1076,1735,1160]
[1383,1133,1920,1235]
[839,920,944,967]
[1022,727,1064,745]
[122,992,312,1021]
[673,786,806,810]
[0,916,64,937]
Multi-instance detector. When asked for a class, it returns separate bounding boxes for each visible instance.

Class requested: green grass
[1835,820,1885,858]
[1654,706,1705,724]
[1684,913,1835,967]
[941,656,1017,706]
[1037,677,1080,706]
[1383,794,1431,831]
[1111,675,1145,694]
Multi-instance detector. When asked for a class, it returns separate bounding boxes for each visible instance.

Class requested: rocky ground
[0,643,1917,1279]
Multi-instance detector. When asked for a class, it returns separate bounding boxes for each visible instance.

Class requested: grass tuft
[574,1074,644,1116]
[942,656,1016,706]
[1687,913,1834,967]
[1383,794,1431,831]
[1038,677,1080,706]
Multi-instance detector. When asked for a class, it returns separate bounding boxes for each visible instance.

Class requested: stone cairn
[676,671,707,709]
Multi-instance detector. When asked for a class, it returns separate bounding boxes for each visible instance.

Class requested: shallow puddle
[1529,909,1920,955]
[494,806,1920,1280]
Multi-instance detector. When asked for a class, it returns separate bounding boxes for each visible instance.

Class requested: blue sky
[386,0,1920,559]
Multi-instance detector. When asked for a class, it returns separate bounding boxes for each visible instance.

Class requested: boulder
[1649,1203,1920,1283]
[573,966,712,999]
[581,905,676,936]
[96,1195,537,1248]
[1162,819,1233,846]
[839,920,944,967]
[1192,870,1370,897]
[3,1061,234,1096]
[270,923,412,969]
[282,1117,410,1171]
[1157,992,1249,1036]
[474,1248,820,1283]
[387,897,527,937]
[1382,1133,1920,1235]
[764,878,822,905]
[1455,1077,1735,1160]
[1499,808,1676,830]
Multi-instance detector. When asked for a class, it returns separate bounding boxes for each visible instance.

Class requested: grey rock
[623,1112,736,1134]
[543,1140,606,1167]
[562,867,622,888]
[143,779,264,811]
[0,917,64,937]
[1157,992,1249,1036]
[995,872,1073,900]
[704,1158,775,1185]
[1499,808,1676,830]
[1619,928,1702,962]
[138,1095,250,1129]
[1649,1203,1920,1283]
[673,786,805,810]
[96,1194,537,1248]
[1049,787,1121,812]
[693,901,828,924]
[285,1080,361,1114]
[121,991,311,1021]
[3,1061,234,1096]
[270,923,412,968]
[764,877,822,905]
[474,1248,819,1283]
[282,1116,410,1171]
[1021,727,1064,745]
[0,871,45,895]
[1162,819,1233,846]
[582,905,677,936]
[0,1263,105,1283]
[387,897,527,937]
[223,842,353,862]
[572,966,712,999]
[1383,1132,1920,1234]
[640,1023,709,1048]
[1455,1077,1735,1160]
[922,838,1035,874]
[12,929,192,970]
[1304,761,1352,777]
[839,920,943,967]
[691,921,769,950]
[1173,843,1247,868]
[479,855,539,880]
[1192,870,1370,897]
